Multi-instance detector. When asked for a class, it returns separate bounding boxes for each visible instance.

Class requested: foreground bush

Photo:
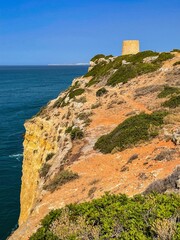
[94,111,167,154]
[30,192,180,240]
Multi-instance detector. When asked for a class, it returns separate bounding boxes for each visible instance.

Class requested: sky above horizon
[0,0,180,65]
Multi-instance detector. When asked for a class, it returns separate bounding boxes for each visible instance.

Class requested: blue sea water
[0,65,88,240]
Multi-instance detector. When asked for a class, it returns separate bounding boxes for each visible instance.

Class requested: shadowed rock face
[122,40,140,55]
[9,51,180,240]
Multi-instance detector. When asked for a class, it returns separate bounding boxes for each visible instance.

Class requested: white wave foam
[9,153,23,161]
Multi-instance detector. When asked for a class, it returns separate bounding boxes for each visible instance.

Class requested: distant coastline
[48,63,89,66]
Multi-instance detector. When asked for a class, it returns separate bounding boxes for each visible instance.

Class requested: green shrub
[46,153,55,161]
[70,127,84,140]
[85,51,174,87]
[65,126,84,140]
[53,97,63,108]
[68,88,85,99]
[39,163,51,178]
[44,170,79,192]
[158,86,180,98]
[65,126,73,134]
[162,95,180,108]
[107,63,159,86]
[126,50,159,63]
[94,111,167,154]
[171,49,180,53]
[153,52,174,63]
[173,61,180,66]
[91,102,101,109]
[90,54,105,62]
[96,87,108,97]
[30,192,180,240]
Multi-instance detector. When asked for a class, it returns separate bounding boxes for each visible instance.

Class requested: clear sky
[0,0,180,65]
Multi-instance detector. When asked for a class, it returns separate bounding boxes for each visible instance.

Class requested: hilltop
[9,50,180,239]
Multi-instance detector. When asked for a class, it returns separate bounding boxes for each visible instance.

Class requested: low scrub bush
[158,86,180,98]
[144,166,180,194]
[68,88,85,99]
[70,127,84,140]
[96,87,108,97]
[39,163,51,178]
[171,49,180,53]
[46,153,55,161]
[153,52,174,63]
[90,54,106,62]
[43,170,79,192]
[162,95,180,108]
[94,111,167,154]
[173,61,180,66]
[30,192,180,240]
[66,126,84,140]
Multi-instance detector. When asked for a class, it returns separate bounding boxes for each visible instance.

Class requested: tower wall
[122,40,140,55]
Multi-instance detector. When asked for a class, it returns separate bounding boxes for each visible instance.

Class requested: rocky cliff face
[9,51,180,239]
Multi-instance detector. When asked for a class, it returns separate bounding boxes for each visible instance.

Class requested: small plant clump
[158,86,180,98]
[173,61,180,66]
[162,95,180,108]
[70,127,84,140]
[39,163,51,178]
[90,54,106,62]
[43,170,79,192]
[30,192,180,240]
[46,153,55,161]
[94,111,167,154]
[68,88,85,99]
[65,126,84,140]
[96,87,108,97]
[171,49,180,53]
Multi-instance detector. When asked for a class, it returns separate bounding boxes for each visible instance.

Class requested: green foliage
[153,52,174,63]
[162,95,180,108]
[43,170,79,192]
[107,63,159,86]
[171,49,180,53]
[158,86,180,98]
[126,50,158,63]
[85,51,174,87]
[94,111,167,154]
[30,193,180,240]
[39,163,51,178]
[65,126,73,134]
[68,88,85,99]
[65,126,84,140]
[173,61,180,66]
[96,87,108,97]
[46,153,55,161]
[90,54,106,62]
[70,127,84,140]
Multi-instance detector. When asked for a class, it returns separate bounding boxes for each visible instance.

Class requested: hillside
[9,50,180,239]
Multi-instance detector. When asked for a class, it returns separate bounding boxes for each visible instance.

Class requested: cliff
[9,50,180,239]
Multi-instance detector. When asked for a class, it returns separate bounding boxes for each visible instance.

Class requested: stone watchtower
[122,40,140,55]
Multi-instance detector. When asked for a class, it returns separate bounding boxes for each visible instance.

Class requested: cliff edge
[9,50,180,239]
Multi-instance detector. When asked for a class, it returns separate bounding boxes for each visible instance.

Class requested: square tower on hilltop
[122,40,140,55]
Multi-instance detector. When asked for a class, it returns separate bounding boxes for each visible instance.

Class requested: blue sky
[0,0,180,65]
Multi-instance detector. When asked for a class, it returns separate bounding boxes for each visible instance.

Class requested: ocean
[0,65,88,240]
